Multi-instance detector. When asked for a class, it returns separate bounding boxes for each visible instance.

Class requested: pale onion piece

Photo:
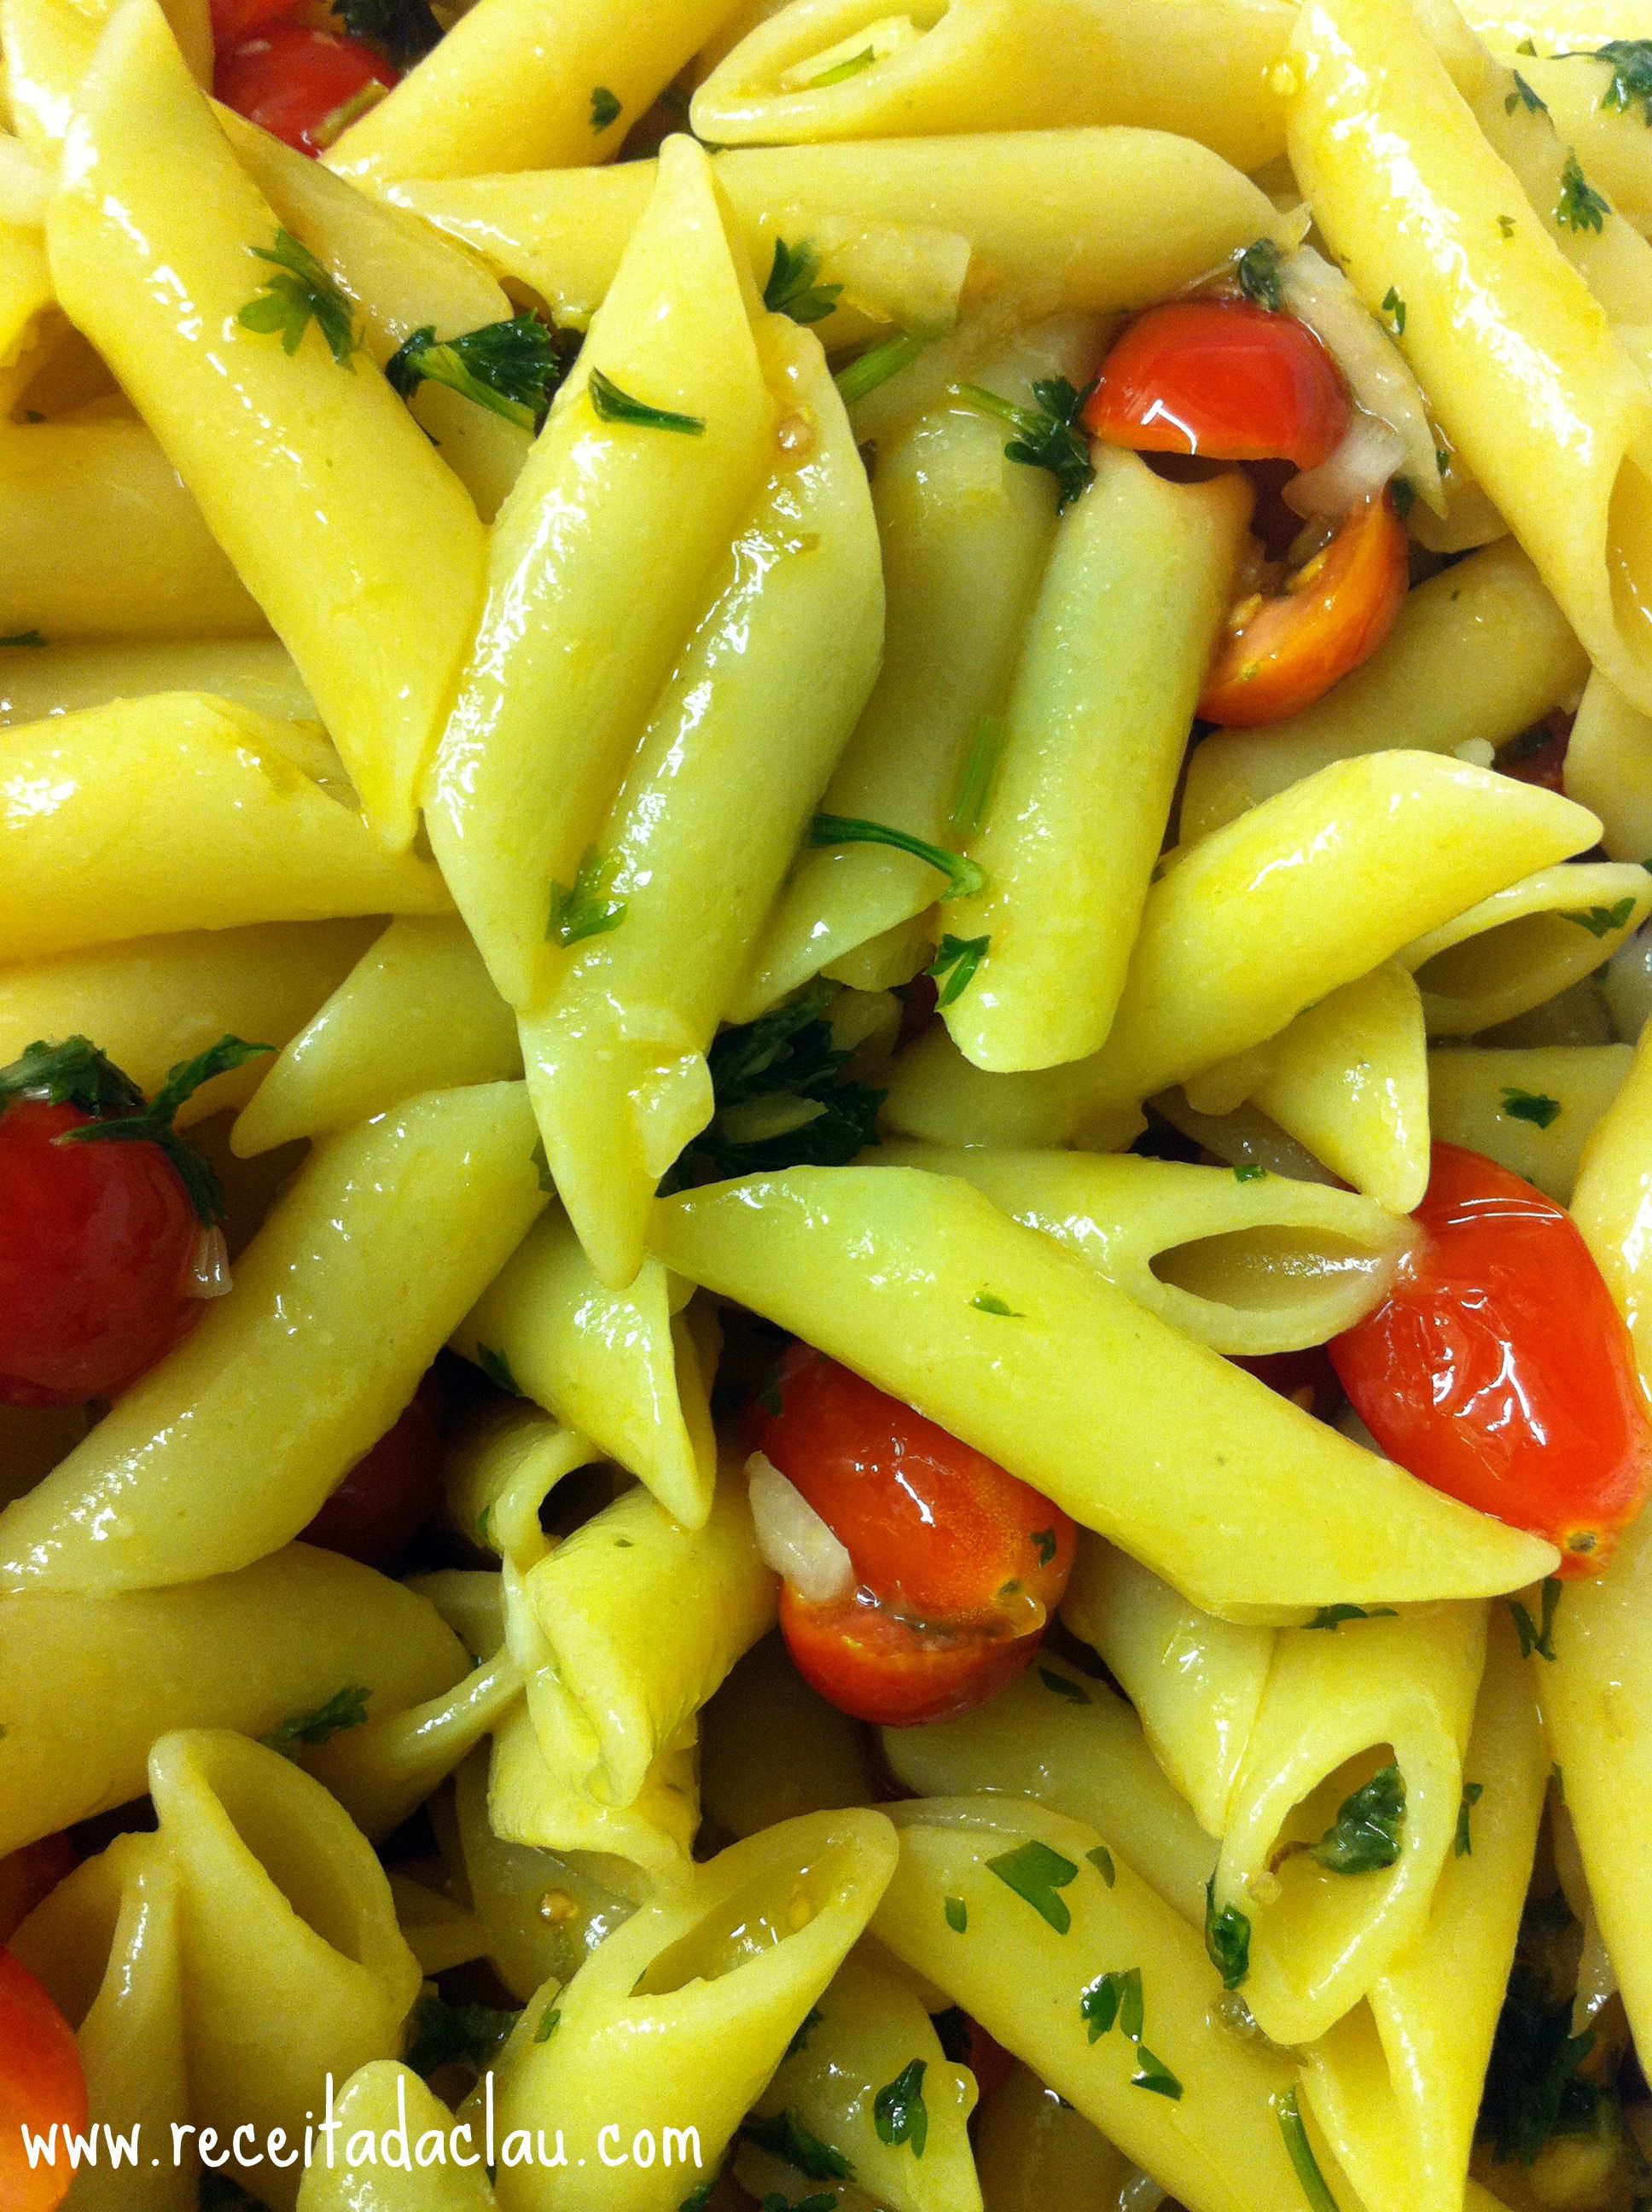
[187,1224,233,1300]
[1284,407,1406,518]
[746,1449,854,1604]
[1279,242,1445,513]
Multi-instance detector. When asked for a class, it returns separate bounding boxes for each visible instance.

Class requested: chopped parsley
[986,1837,1079,1934]
[1510,1576,1563,1660]
[971,1290,1022,1317]
[238,230,360,366]
[547,847,628,947]
[1031,1528,1057,1567]
[1391,477,1417,521]
[1582,39,1652,124]
[329,0,439,63]
[531,1137,554,1192]
[386,311,572,433]
[588,368,705,435]
[950,713,1006,835]
[809,812,984,899]
[1562,895,1637,936]
[953,375,1096,510]
[1456,1781,1485,1858]
[1505,69,1549,114]
[945,1896,968,1933]
[784,2006,823,2059]
[1306,1763,1406,1875]
[1233,1161,1267,1184]
[806,44,876,88]
[929,933,990,1008]
[1498,213,1518,236]
[763,237,843,326]
[739,2111,851,2182]
[0,629,46,646]
[1204,1874,1252,1989]
[476,1344,524,1398]
[873,2059,928,2157]
[533,2005,561,2042]
[1480,1889,1615,2168]
[1236,236,1285,311]
[1037,1666,1090,1703]
[590,85,621,131]
[260,1685,370,1756]
[1306,1604,1397,1630]
[1088,1844,1116,1886]
[1381,286,1406,335]
[835,331,927,405]
[1078,1967,1182,2098]
[1557,152,1610,231]
[1275,2087,1341,2212]
[404,1994,519,2075]
[1502,1087,1562,1128]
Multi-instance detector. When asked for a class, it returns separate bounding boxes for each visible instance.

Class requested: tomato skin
[214,26,396,155]
[779,1582,1044,1728]
[1330,1143,1652,1571]
[1083,300,1351,472]
[0,1100,199,1407]
[0,1951,87,2212]
[1198,490,1410,727]
[0,1839,76,1949]
[207,0,297,52]
[1498,709,1572,793]
[300,1372,445,1568]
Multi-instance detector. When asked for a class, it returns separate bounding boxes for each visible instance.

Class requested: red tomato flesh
[207,0,297,52]
[1083,300,1351,472]
[0,1951,87,2212]
[1331,1143,1652,1571]
[747,1347,1076,1726]
[0,1100,200,1407]
[214,26,396,155]
[300,1372,445,1569]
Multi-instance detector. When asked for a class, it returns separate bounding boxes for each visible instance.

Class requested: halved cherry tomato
[0,1951,86,2212]
[1498,709,1573,794]
[300,1372,445,1569]
[207,0,298,54]
[1330,1143,1652,1572]
[1082,300,1351,472]
[1197,490,1409,726]
[0,1839,76,1948]
[0,1099,200,1406]
[747,1347,1076,1726]
[214,25,396,155]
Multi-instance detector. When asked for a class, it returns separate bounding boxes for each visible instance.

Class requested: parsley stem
[808,812,984,899]
[1275,2089,1341,2212]
[835,332,926,405]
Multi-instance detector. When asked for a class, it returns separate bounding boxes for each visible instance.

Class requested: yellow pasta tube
[1063,1540,1276,1842]
[1213,1604,1487,2046]
[295,2063,498,2212]
[1428,1042,1633,1200]
[1509,52,1652,232]
[650,1167,1557,1616]
[454,1209,718,1530]
[304,1649,525,1844]
[870,1796,1317,2212]
[752,1948,980,2212]
[1573,1010,1652,1368]
[692,0,1293,171]
[878,1144,1413,1355]
[0,420,266,639]
[0,636,312,725]
[445,1405,599,1575]
[942,451,1250,1072]
[1402,859,1652,1033]
[0,1545,466,1854]
[881,1653,1218,1923]
[48,0,487,847]
[974,2061,1135,2212]
[231,918,518,1157]
[486,1807,899,2212]
[0,921,377,1125]
[1,0,210,149]
[0,1083,548,1592]
[1287,0,1652,719]
[520,315,881,1287]
[150,1727,420,2211]
[426,137,775,1012]
[1300,1610,1547,2212]
[700,1631,877,1842]
[1565,666,1652,863]
[11,1832,194,2212]
[488,1694,699,1889]
[884,753,1602,1148]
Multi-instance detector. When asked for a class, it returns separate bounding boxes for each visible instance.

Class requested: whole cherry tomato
[1197,489,1410,726]
[0,1951,87,2212]
[747,1347,1076,1726]
[1083,300,1352,472]
[214,25,396,155]
[300,1372,446,1568]
[1330,1143,1652,1571]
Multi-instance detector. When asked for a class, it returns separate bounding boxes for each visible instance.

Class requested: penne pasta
[1401,859,1652,1034]
[294,2063,498,2211]
[1428,1041,1634,1200]
[700,1630,879,1842]
[1565,665,1652,864]
[0,635,312,725]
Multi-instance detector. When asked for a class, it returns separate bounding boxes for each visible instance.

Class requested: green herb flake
[764,236,843,326]
[590,84,621,131]
[1587,39,1652,123]
[835,330,928,405]
[530,1137,555,1193]
[534,2005,561,2043]
[1502,1086,1562,1128]
[1456,1780,1485,1858]
[873,2058,928,2157]
[1236,236,1284,311]
[806,43,876,88]
[1498,212,1518,237]
[260,1685,370,1756]
[785,2005,824,2059]
[1079,1971,1121,2041]
[810,812,984,899]
[1204,1874,1252,1989]
[1557,151,1611,230]
[588,367,705,435]
[1309,1762,1407,1875]
[1391,476,1417,521]
[1032,1527,1057,1568]
[1233,1161,1268,1184]
[1087,1844,1116,1888]
[1506,68,1550,114]
[1078,1966,1182,2098]
[1131,2047,1184,2099]
[953,375,1096,510]
[1562,895,1636,937]
[930,932,991,1008]
[386,311,571,433]
[951,713,1007,835]
[1510,1576,1563,1661]
[1381,286,1406,335]
[986,1837,1080,1934]
[1037,1666,1090,1704]
[971,1289,1023,1318]
[329,0,439,64]
[1306,1604,1398,1629]
[239,230,360,366]
[476,1343,525,1398]
[738,2111,851,2183]
[547,847,629,947]
[1275,2086,1342,2212]
[404,1994,519,2075]
[944,1895,968,1933]
[0,630,46,646]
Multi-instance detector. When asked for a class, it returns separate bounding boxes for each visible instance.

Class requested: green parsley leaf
[873,2058,928,2157]
[785,2005,824,2059]
[930,2006,972,2063]
[1582,39,1652,123]
[1031,1527,1057,1567]
[1079,1970,1121,2041]
[588,367,705,435]
[1510,1576,1563,1661]
[590,84,621,131]
[260,1685,370,1756]
[809,812,985,899]
[929,932,990,1007]
[1506,68,1549,113]
[239,230,360,366]
[386,311,573,433]
[328,0,438,63]
[1562,895,1637,936]
[1381,286,1406,335]
[1502,1086,1562,1128]
[1087,1843,1116,1887]
[44,1033,273,1227]
[404,1994,519,2076]
[764,236,844,326]
[533,2005,561,2043]
[1498,212,1518,237]
[1557,151,1611,230]
[1037,1666,1090,1703]
[806,44,876,87]
[1275,2086,1342,2212]
[476,1344,525,1398]
[1309,1762,1406,1875]
[971,1290,1022,1318]
[1391,476,1417,521]
[531,1137,554,1193]
[1204,1874,1252,1989]
[1307,1604,1399,1629]
[1233,1161,1268,1184]
[1236,236,1285,311]
[0,1035,145,1121]
[945,1895,968,1933]
[986,1837,1079,1934]
[1456,1780,1485,1858]
[953,375,1096,510]
[0,629,46,646]
[547,847,628,947]
[951,713,1007,835]
[1131,2046,1184,2099]
[834,330,928,405]
[739,2111,852,2183]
